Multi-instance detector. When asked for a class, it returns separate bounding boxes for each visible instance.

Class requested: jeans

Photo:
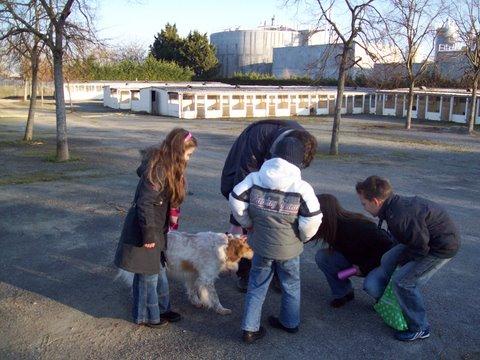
[242,254,300,332]
[132,267,171,324]
[315,248,391,299]
[365,244,450,331]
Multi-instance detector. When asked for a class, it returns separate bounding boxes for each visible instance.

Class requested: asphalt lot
[0,99,479,359]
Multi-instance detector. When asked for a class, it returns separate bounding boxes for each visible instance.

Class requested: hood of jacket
[258,158,301,190]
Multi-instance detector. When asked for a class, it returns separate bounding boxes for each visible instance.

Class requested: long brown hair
[143,128,197,207]
[316,193,372,248]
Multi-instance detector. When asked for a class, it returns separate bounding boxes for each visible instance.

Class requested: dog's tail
[114,269,134,287]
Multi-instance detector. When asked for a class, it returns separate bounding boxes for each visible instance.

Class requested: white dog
[117,231,253,315]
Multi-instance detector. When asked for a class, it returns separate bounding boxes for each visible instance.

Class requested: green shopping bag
[373,280,408,331]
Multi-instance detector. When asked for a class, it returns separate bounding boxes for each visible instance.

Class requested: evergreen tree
[150,24,218,78]
[182,31,218,79]
[150,23,184,64]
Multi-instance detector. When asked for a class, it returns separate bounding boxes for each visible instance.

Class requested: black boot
[330,291,354,308]
[268,316,298,333]
[242,326,266,344]
[161,311,182,323]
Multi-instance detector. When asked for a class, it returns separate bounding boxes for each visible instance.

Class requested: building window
[354,95,363,108]
[278,95,289,109]
[317,95,328,108]
[299,95,309,109]
[384,94,395,109]
[452,97,466,115]
[371,95,376,108]
[232,95,245,110]
[131,90,140,101]
[168,92,179,104]
[182,94,195,111]
[110,88,117,95]
[207,95,220,110]
[120,91,130,103]
[255,95,267,109]
[427,96,441,113]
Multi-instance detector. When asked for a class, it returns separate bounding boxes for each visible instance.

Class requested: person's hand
[229,225,244,235]
[169,215,179,225]
[352,265,362,277]
[144,242,155,249]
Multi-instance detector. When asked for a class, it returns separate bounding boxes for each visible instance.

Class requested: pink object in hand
[337,267,357,280]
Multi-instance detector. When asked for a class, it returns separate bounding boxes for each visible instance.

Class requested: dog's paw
[216,307,232,315]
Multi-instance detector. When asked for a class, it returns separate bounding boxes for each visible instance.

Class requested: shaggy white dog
[116,231,253,315]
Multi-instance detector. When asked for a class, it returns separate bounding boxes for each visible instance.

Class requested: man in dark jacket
[356,175,460,342]
[221,119,317,291]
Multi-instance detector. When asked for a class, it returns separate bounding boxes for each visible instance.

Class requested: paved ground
[0,99,479,360]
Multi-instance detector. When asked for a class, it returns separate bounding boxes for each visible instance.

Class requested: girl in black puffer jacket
[313,194,394,308]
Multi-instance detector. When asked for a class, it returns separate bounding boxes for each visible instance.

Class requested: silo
[210,27,300,77]
[435,22,457,60]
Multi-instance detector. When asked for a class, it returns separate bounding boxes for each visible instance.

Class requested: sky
[96,0,319,49]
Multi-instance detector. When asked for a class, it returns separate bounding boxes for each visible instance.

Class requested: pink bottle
[337,266,357,280]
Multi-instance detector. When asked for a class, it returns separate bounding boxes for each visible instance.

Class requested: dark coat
[316,218,394,275]
[220,120,305,225]
[114,163,170,274]
[378,194,460,265]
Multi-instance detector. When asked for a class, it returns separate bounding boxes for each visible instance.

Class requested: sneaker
[268,316,299,333]
[394,328,430,341]
[139,319,169,329]
[330,291,354,308]
[237,277,248,293]
[242,326,266,344]
[161,311,182,323]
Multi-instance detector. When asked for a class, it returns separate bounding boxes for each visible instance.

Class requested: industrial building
[210,24,333,77]
[211,24,400,80]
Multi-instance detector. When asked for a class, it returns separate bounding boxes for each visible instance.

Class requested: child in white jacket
[229,137,322,343]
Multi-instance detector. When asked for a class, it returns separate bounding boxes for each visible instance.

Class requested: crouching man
[355,175,460,342]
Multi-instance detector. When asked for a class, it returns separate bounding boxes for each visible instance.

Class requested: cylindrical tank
[210,28,300,77]
[435,22,457,59]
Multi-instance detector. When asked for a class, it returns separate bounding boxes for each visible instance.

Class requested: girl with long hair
[313,194,393,308]
[114,128,197,328]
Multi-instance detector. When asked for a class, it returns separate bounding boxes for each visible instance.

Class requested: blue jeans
[315,249,389,299]
[242,254,300,332]
[132,267,170,324]
[366,244,450,331]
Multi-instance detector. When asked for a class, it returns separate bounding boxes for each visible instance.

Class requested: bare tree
[371,0,447,129]
[1,0,98,161]
[289,0,375,155]
[453,0,480,134]
[1,2,46,141]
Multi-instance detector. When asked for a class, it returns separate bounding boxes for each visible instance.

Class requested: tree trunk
[52,48,69,161]
[329,51,348,155]
[405,81,415,130]
[24,57,39,141]
[468,76,478,134]
[66,79,73,112]
[23,80,29,101]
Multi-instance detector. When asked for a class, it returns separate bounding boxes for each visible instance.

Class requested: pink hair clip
[184,132,193,142]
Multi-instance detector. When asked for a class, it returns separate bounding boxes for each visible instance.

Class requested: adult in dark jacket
[220,119,318,291]
[356,176,460,342]
[114,128,197,328]
[313,194,393,308]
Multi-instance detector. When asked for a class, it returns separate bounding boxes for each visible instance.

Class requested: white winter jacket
[229,158,322,260]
